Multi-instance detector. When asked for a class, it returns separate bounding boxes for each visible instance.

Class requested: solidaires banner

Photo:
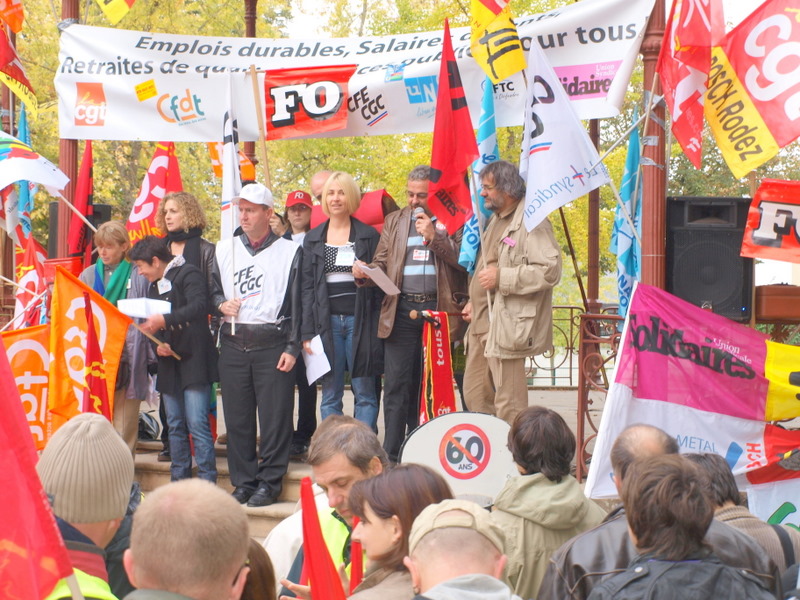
[56,0,654,142]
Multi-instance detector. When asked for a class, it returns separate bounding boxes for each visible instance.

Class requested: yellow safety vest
[45,568,119,600]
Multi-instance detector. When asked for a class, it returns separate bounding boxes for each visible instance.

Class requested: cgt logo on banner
[741,179,800,264]
[1,324,50,450]
[74,82,107,126]
[265,64,357,140]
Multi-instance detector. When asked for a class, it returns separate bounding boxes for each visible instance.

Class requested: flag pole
[133,322,182,360]
[248,65,272,189]
[55,192,98,233]
[557,208,589,312]
[469,168,493,324]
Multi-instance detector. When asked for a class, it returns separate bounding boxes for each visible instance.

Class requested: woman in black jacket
[155,191,222,458]
[301,172,383,431]
[132,236,219,483]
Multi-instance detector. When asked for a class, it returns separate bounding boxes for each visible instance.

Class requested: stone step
[135,441,311,539]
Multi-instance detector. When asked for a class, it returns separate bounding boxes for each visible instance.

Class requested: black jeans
[219,335,295,496]
[292,353,317,446]
[381,298,436,462]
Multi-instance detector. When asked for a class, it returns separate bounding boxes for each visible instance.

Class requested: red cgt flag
[67,140,93,258]
[428,19,478,235]
[13,234,47,328]
[300,476,347,600]
[656,0,724,169]
[81,291,112,420]
[126,141,182,245]
[265,64,357,140]
[0,344,73,599]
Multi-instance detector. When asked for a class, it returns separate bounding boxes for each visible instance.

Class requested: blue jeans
[163,384,217,483]
[321,314,378,430]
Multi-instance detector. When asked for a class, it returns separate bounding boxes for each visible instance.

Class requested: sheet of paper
[117,298,172,319]
[303,335,331,385]
[360,264,401,295]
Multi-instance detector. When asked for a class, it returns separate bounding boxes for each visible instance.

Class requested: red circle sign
[438,423,492,480]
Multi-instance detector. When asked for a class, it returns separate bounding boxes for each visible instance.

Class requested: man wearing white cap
[215,182,303,507]
[37,412,135,600]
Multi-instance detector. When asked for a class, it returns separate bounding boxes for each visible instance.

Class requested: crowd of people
[34,160,800,600]
[38,410,800,600]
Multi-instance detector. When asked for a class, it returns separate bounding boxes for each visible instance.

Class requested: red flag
[81,292,112,420]
[656,0,724,169]
[67,141,93,258]
[428,20,478,235]
[126,142,182,245]
[349,516,363,593]
[0,344,73,598]
[0,27,36,116]
[419,311,457,425]
[265,65,357,140]
[300,476,347,600]
[13,234,47,328]
[741,179,800,264]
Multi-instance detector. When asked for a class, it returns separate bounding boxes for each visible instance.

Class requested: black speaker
[666,196,753,322]
[47,202,113,257]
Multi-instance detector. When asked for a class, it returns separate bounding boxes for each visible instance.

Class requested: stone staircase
[134,440,313,540]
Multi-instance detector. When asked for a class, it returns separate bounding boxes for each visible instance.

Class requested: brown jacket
[368,206,468,340]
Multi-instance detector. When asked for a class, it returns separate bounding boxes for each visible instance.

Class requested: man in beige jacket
[463,160,562,424]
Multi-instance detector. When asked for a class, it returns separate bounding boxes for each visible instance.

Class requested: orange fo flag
[48,267,130,437]
[126,141,182,245]
[81,291,112,420]
[206,142,255,180]
[0,343,73,599]
[1,324,50,450]
[428,19,479,235]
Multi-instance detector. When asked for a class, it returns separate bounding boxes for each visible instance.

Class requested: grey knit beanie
[37,413,134,523]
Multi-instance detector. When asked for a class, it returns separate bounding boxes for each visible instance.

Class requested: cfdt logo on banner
[74,82,108,126]
[265,65,357,140]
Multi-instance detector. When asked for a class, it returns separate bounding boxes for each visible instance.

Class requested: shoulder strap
[771,523,795,567]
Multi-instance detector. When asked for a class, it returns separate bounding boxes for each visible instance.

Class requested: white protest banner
[56,0,655,142]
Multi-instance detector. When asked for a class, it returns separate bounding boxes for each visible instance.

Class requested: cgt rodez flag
[585,283,800,499]
[265,64,357,140]
[705,0,800,179]
[741,179,800,264]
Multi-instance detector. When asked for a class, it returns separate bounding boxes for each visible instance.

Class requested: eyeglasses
[481,184,496,192]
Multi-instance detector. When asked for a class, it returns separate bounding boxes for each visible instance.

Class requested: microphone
[409,310,440,328]
[413,207,425,220]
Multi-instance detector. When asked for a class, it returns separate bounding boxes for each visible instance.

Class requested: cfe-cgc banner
[56,0,655,142]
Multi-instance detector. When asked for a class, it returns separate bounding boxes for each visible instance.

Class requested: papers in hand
[303,335,331,385]
[359,264,400,295]
[118,298,172,319]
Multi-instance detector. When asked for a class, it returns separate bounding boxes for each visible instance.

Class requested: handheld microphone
[412,207,425,220]
[409,310,440,328]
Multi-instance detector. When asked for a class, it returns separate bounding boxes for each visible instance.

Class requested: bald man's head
[610,424,679,482]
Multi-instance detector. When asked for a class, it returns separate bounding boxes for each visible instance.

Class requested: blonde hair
[321,172,361,217]
[129,480,249,597]
[156,191,207,232]
[94,221,130,249]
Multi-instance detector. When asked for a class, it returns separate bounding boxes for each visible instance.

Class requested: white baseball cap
[233,183,273,208]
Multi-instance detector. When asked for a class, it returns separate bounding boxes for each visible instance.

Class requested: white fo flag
[518,43,610,232]
[220,71,242,240]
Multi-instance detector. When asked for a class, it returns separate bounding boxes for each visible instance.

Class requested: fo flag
[126,142,182,244]
[741,179,800,263]
[657,0,724,169]
[706,0,800,178]
[0,342,73,600]
[428,19,478,236]
[519,42,609,232]
[265,64,357,140]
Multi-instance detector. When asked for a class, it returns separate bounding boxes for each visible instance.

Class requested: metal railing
[526,305,583,387]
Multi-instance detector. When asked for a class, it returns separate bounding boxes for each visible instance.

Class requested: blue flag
[17,105,34,239]
[458,78,498,274]
[609,109,642,319]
